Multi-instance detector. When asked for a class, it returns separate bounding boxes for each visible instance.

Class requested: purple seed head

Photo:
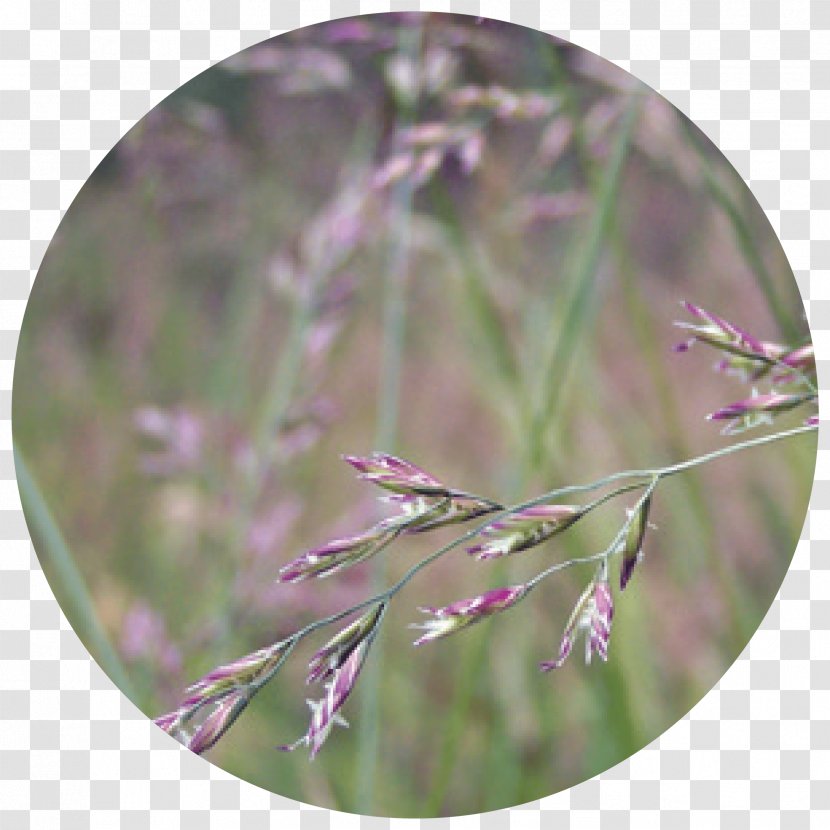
[448,85,556,120]
[541,565,614,671]
[279,641,370,760]
[188,691,249,755]
[467,504,582,560]
[673,301,768,363]
[780,344,815,371]
[411,584,528,646]
[133,406,205,476]
[184,641,290,708]
[395,492,498,535]
[342,451,449,497]
[278,524,398,583]
[306,603,386,685]
[619,495,653,591]
[154,710,181,734]
[339,452,499,537]
[707,392,809,422]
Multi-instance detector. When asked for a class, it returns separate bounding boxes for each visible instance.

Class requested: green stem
[202,421,816,727]
[580,480,651,514]
[14,444,136,698]
[527,479,658,589]
[653,423,816,479]
[319,424,814,637]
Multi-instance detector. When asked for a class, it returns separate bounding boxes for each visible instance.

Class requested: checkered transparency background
[1,0,828,827]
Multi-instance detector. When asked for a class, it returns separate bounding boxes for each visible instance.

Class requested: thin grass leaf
[14,444,136,698]
[430,185,522,397]
[525,90,644,469]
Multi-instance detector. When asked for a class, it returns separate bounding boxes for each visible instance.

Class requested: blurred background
[13,13,815,818]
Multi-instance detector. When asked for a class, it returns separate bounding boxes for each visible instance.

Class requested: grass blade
[525,91,644,470]
[14,443,136,698]
[430,186,522,399]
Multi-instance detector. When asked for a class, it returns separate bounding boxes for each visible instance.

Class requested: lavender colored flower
[383,492,496,534]
[279,640,369,760]
[677,303,815,385]
[183,641,291,708]
[713,340,816,385]
[515,191,587,228]
[411,584,528,646]
[154,710,181,734]
[277,524,399,583]
[779,344,815,371]
[540,565,614,671]
[224,45,351,94]
[448,85,557,120]
[121,601,165,661]
[339,452,498,538]
[306,603,386,684]
[466,504,583,560]
[618,495,653,591]
[324,19,380,45]
[246,500,302,560]
[133,405,204,476]
[770,344,816,383]
[712,350,780,383]
[156,639,291,753]
[398,123,461,147]
[412,147,444,185]
[188,690,249,755]
[372,153,415,188]
[537,118,573,166]
[673,301,768,362]
[707,391,812,435]
[343,452,450,497]
[120,601,182,673]
[279,453,499,583]
[373,123,486,190]
[458,131,485,174]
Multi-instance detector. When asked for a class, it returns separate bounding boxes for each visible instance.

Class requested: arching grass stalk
[156,421,816,757]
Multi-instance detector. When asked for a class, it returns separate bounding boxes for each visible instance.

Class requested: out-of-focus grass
[14,445,135,697]
[12,14,815,819]
[425,76,643,814]
[357,24,422,813]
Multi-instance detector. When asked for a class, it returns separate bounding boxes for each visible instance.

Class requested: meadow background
[12,13,815,818]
